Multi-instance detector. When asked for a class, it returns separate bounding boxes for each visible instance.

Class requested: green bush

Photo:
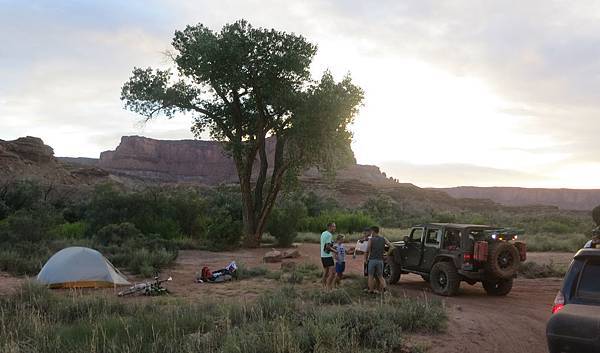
[0,250,46,275]
[522,233,588,252]
[301,211,376,234]
[203,211,242,251]
[267,198,307,246]
[309,288,353,305]
[94,222,143,246]
[50,221,88,239]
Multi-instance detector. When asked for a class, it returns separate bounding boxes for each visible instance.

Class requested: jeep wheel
[430,262,460,296]
[386,257,402,284]
[483,278,513,296]
[486,243,520,279]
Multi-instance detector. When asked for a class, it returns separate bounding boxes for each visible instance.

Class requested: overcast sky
[2,0,600,188]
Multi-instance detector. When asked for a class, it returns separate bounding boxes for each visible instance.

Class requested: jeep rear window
[575,259,600,301]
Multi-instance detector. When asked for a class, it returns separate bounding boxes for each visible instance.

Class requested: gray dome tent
[37,247,130,288]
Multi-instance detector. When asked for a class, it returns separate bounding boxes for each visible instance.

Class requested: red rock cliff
[98,136,393,186]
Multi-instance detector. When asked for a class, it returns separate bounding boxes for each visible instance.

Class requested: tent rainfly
[37,247,130,288]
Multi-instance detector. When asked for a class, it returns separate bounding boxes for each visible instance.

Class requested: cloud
[1,0,600,186]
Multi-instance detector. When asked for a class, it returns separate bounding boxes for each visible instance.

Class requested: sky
[1,0,600,188]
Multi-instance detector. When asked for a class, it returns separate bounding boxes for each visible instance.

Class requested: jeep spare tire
[430,262,460,296]
[486,242,520,279]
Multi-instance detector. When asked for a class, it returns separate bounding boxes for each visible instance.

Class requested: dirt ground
[0,244,571,353]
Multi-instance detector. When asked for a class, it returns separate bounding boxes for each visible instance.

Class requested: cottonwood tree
[121,20,363,247]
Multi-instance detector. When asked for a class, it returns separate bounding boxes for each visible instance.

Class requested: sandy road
[0,243,569,353]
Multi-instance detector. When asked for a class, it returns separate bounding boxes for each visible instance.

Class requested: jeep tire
[483,278,513,296]
[430,262,460,296]
[386,257,402,284]
[486,242,520,279]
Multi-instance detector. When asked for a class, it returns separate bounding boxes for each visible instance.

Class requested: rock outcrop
[0,136,110,186]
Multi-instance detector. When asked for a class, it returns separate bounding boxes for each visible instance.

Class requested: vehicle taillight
[462,252,474,271]
[552,290,565,314]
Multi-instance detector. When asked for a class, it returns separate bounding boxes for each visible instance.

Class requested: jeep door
[404,227,425,267]
[421,227,441,270]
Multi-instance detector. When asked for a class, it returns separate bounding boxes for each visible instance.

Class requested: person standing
[365,226,391,294]
[320,222,337,290]
[334,234,346,287]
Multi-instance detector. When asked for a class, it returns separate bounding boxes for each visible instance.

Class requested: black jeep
[386,223,526,296]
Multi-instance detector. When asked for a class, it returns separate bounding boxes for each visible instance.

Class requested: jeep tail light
[552,290,565,314]
[462,252,474,271]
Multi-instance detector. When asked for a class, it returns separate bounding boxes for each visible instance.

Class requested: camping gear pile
[37,247,129,288]
[197,261,237,283]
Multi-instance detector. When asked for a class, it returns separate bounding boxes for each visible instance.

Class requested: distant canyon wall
[94,136,394,186]
[436,186,600,211]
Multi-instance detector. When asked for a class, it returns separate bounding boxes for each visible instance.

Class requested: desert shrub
[202,211,242,251]
[309,288,353,305]
[0,250,46,275]
[301,192,340,217]
[50,221,88,239]
[1,180,44,211]
[235,263,269,279]
[94,222,143,246]
[267,198,307,246]
[295,262,322,278]
[0,206,60,243]
[522,233,588,252]
[301,211,376,234]
[519,261,567,278]
[265,270,282,280]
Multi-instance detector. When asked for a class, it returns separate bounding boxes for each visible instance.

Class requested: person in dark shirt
[365,226,391,294]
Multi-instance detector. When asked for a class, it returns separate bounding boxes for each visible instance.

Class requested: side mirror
[403,236,409,243]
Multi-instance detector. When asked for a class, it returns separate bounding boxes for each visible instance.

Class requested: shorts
[335,262,346,274]
[367,259,384,277]
[321,257,334,268]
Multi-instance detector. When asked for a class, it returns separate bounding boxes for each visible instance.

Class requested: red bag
[201,266,212,280]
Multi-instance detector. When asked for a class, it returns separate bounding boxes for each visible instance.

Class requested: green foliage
[309,288,353,305]
[267,197,307,246]
[203,211,242,251]
[50,221,88,239]
[94,222,143,246]
[521,233,589,252]
[0,206,60,243]
[301,211,376,234]
[1,180,44,211]
[0,281,446,353]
